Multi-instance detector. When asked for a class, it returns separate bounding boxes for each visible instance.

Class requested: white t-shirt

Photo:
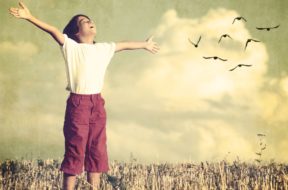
[61,34,116,94]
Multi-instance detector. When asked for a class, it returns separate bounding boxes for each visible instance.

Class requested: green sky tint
[0,0,287,163]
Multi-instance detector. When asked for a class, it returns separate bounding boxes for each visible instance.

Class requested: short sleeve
[103,42,116,60]
[61,34,78,58]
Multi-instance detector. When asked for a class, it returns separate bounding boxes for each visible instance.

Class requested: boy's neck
[78,36,95,44]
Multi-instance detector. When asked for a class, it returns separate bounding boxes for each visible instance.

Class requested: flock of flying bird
[188,16,280,71]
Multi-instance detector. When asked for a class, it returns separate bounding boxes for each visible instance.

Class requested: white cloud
[0,41,39,57]
[105,8,288,163]
[139,9,268,111]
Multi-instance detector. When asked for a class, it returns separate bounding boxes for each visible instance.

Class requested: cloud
[105,8,288,163]
[0,41,39,57]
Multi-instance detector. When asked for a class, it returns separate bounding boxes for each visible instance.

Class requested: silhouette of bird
[257,133,266,137]
[255,159,261,163]
[261,144,267,151]
[188,36,201,48]
[256,25,280,31]
[244,39,260,50]
[232,16,247,24]
[218,34,232,43]
[229,64,252,71]
[203,56,227,61]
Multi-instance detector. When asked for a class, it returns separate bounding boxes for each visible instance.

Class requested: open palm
[9,2,32,20]
[145,36,160,54]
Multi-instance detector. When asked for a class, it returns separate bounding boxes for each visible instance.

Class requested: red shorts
[60,92,109,175]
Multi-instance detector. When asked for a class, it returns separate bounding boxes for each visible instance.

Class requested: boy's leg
[85,95,109,186]
[60,94,92,189]
[87,172,101,190]
[63,173,76,190]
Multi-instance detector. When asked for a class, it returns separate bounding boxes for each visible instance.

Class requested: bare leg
[87,172,101,190]
[63,173,76,190]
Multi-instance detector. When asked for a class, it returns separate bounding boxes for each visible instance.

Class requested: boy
[9,2,159,190]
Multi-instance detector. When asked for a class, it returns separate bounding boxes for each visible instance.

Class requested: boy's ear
[75,32,80,37]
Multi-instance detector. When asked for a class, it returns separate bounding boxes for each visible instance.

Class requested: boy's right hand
[9,2,32,20]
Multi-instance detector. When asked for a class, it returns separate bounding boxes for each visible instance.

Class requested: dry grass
[1,158,288,190]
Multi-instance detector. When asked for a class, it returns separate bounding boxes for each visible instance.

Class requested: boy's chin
[90,28,96,34]
[90,31,96,37]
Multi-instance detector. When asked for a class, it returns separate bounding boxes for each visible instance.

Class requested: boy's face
[76,16,96,38]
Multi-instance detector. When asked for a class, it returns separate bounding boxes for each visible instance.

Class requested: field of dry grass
[1,158,288,190]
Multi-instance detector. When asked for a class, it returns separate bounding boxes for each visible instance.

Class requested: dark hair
[63,14,91,42]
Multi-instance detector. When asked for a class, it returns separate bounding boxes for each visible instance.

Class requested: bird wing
[229,65,238,71]
[232,18,236,24]
[197,36,202,44]
[273,24,280,29]
[203,56,211,59]
[251,39,260,42]
[241,17,247,22]
[242,64,252,67]
[218,57,227,61]
[244,40,250,50]
[188,38,196,46]
[256,27,265,30]
[227,34,232,39]
[218,36,223,43]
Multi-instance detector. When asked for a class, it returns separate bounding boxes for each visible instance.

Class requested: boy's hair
[63,14,91,42]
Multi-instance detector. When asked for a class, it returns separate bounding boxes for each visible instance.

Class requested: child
[9,2,159,190]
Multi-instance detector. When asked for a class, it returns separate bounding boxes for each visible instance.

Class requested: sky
[0,0,288,164]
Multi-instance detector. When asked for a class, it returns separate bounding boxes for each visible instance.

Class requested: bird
[188,36,201,48]
[255,159,261,163]
[229,64,252,71]
[244,38,260,50]
[261,144,267,151]
[218,34,232,43]
[256,25,280,31]
[232,16,247,24]
[256,152,262,156]
[203,56,227,61]
[257,133,266,137]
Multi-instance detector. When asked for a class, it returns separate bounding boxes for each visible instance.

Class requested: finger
[153,49,159,53]
[146,35,154,42]
[9,12,20,18]
[153,47,160,51]
[9,9,16,14]
[153,46,160,50]
[9,11,19,15]
[9,7,18,12]
[151,49,157,54]
[9,9,18,14]
[9,9,19,15]
[19,1,26,9]
[155,46,160,51]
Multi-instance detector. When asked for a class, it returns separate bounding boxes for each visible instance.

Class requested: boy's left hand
[145,36,160,54]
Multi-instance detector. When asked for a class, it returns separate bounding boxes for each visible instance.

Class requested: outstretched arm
[115,36,160,54]
[9,2,64,46]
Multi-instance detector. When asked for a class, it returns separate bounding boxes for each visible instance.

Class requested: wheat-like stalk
[0,158,287,190]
